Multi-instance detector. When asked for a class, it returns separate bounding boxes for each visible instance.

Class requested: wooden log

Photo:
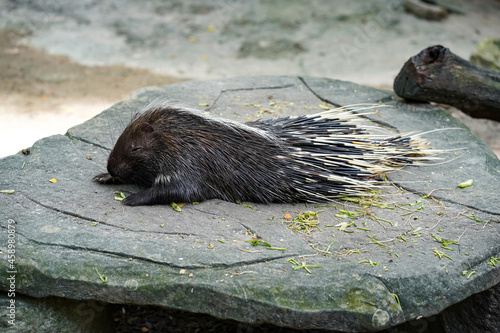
[404,0,448,21]
[394,45,500,122]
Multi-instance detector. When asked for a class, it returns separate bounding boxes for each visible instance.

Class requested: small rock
[470,39,500,71]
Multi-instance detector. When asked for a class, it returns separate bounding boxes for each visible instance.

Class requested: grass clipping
[284,210,324,234]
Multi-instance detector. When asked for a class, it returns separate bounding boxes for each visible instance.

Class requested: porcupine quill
[93,102,445,206]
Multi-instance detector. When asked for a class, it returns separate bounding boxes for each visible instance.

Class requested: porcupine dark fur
[93,102,433,206]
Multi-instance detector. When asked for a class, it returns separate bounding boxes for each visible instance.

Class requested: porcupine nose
[107,159,131,181]
[106,158,120,178]
[107,165,117,178]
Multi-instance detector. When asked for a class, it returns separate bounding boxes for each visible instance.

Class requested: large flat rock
[1,76,499,332]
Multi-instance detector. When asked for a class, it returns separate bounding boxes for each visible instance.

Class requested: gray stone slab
[1,76,499,332]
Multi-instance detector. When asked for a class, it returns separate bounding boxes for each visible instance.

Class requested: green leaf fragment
[170,202,182,212]
[287,258,322,274]
[114,191,126,201]
[94,267,108,283]
[115,191,126,198]
[245,239,285,251]
[433,248,454,261]
[367,235,387,247]
[286,210,323,234]
[358,260,379,267]
[488,257,500,267]
[391,293,401,308]
[458,179,473,188]
[431,233,458,248]
[466,271,476,279]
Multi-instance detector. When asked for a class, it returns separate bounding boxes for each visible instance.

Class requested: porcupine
[93,102,436,206]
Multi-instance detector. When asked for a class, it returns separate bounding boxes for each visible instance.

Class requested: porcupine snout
[106,153,129,181]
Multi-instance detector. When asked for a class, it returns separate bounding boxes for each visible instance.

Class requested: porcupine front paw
[92,173,124,184]
[122,192,154,206]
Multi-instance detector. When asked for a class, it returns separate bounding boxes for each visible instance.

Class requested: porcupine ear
[141,122,154,133]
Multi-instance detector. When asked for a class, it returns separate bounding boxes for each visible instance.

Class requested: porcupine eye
[130,145,142,153]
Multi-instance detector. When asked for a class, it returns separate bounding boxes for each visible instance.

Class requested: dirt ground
[0,30,186,157]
